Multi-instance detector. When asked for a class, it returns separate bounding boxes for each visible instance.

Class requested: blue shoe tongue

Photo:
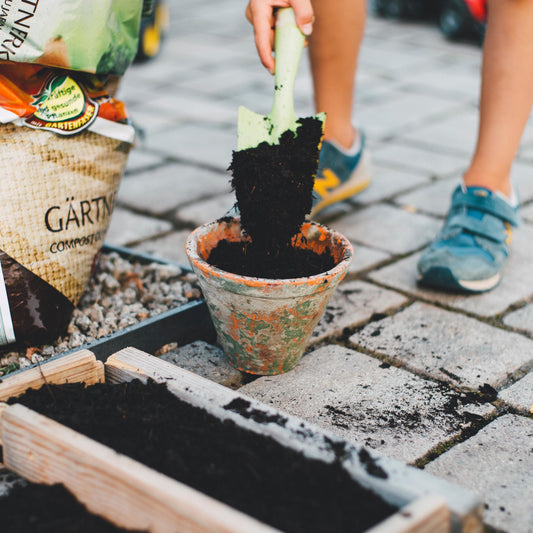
[465,186,492,221]
[457,186,492,246]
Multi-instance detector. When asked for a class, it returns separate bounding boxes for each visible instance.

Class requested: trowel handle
[270,7,305,132]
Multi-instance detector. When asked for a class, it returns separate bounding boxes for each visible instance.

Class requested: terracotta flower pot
[185,218,353,375]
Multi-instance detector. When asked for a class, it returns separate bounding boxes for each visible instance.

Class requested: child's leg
[464,0,533,197]
[308,0,366,149]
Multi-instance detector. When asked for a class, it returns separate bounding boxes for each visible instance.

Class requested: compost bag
[0,0,143,76]
[0,62,134,346]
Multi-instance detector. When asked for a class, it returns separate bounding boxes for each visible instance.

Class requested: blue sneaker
[310,134,371,217]
[417,185,520,293]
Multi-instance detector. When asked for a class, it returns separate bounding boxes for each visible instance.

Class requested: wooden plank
[105,347,483,533]
[0,350,103,402]
[0,403,281,533]
[366,495,450,533]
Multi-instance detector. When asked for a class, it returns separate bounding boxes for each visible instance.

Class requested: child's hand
[245,0,314,74]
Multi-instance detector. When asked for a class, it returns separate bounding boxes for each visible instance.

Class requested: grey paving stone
[311,280,408,343]
[372,142,465,177]
[398,63,481,100]
[124,149,167,174]
[503,303,533,334]
[174,193,236,226]
[368,224,533,317]
[239,345,494,464]
[403,109,533,156]
[141,93,236,125]
[132,230,193,266]
[105,208,172,247]
[351,163,430,204]
[347,244,391,274]
[145,124,236,171]
[498,372,533,414]
[521,203,533,223]
[425,414,533,533]
[117,163,231,215]
[128,108,186,137]
[358,38,448,75]
[510,161,533,204]
[355,90,464,140]
[350,302,533,390]
[159,340,243,389]
[312,201,354,223]
[394,178,458,217]
[331,204,442,255]
[178,64,269,97]
[402,108,479,155]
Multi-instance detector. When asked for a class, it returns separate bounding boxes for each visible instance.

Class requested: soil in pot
[216,116,329,279]
[0,482,146,533]
[207,232,336,279]
[9,379,399,533]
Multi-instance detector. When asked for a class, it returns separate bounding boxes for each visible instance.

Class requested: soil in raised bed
[215,116,330,279]
[9,380,399,533]
[0,482,146,533]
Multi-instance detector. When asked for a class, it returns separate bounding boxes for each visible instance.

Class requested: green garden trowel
[237,7,325,151]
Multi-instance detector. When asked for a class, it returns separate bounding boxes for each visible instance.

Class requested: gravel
[0,252,202,376]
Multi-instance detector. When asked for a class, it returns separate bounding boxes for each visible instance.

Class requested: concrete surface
[102,2,533,531]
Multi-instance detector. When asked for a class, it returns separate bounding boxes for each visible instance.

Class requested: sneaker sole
[418,267,501,293]
[310,150,371,218]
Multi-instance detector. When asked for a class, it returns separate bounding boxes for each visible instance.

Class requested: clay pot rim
[185,217,353,288]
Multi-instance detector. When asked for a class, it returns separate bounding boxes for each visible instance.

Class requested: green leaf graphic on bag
[0,0,143,76]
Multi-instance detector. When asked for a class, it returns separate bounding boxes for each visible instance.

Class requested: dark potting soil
[9,380,399,533]
[0,482,146,533]
[229,116,323,250]
[207,238,336,279]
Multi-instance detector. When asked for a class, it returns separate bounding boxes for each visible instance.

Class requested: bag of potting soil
[0,0,144,76]
[0,62,134,346]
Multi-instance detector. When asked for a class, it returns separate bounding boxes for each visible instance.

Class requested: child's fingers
[289,0,314,35]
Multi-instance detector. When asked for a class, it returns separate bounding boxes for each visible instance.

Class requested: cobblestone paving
[106,2,533,531]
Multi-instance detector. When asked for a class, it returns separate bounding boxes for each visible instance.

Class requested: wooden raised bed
[0,348,483,533]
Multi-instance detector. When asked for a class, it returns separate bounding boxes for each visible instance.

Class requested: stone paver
[132,230,193,266]
[351,163,430,204]
[144,124,236,171]
[106,207,172,247]
[160,340,243,389]
[372,141,465,178]
[355,91,465,141]
[521,203,533,223]
[239,345,495,464]
[503,303,533,334]
[117,163,230,215]
[331,204,442,255]
[402,109,480,156]
[497,373,533,414]
[394,178,458,217]
[124,150,167,174]
[347,244,390,274]
[311,280,408,343]
[368,224,533,317]
[174,193,236,226]
[425,415,533,533]
[350,302,533,390]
